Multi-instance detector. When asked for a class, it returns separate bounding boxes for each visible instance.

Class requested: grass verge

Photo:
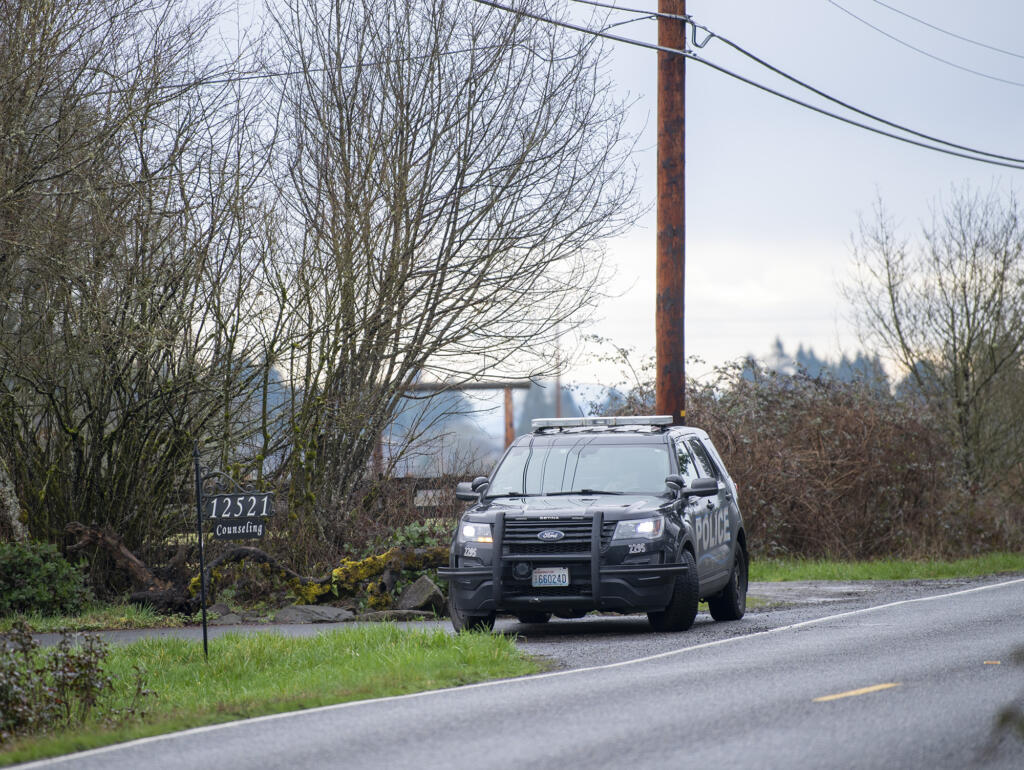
[750,552,1024,582]
[0,624,541,766]
[0,602,185,633]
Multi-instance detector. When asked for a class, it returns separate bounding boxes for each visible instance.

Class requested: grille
[501,517,619,555]
[510,541,590,554]
[503,518,589,556]
[601,520,616,544]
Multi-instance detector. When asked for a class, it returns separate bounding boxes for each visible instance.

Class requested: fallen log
[193,545,449,605]
[194,546,329,604]
[65,521,449,613]
[65,522,195,613]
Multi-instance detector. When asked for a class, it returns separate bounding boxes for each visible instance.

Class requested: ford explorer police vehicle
[437,416,748,632]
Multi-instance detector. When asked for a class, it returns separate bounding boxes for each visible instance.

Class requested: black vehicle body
[437,418,748,631]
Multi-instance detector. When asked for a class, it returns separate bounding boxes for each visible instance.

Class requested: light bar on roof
[531,415,673,429]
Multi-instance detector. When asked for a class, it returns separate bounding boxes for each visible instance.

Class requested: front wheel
[448,592,496,633]
[707,547,747,621]
[648,548,699,632]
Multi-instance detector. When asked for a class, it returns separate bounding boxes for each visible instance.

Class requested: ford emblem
[537,529,565,542]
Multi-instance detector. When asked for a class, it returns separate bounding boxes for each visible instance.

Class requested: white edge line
[17,575,1024,768]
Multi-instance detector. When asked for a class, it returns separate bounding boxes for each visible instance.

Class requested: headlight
[460,522,493,543]
[612,516,664,541]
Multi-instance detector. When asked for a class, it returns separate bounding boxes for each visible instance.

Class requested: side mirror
[471,476,490,492]
[455,481,477,501]
[682,477,719,498]
[664,474,685,494]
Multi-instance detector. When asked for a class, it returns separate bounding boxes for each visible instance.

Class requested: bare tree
[267,0,639,534]
[846,187,1024,491]
[0,0,642,564]
[0,0,285,548]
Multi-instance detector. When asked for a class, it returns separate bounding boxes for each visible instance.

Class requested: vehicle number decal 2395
[628,543,647,554]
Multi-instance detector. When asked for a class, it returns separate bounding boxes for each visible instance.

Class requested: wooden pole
[504,386,515,447]
[656,0,687,425]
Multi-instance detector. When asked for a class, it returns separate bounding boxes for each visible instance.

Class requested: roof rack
[531,415,673,430]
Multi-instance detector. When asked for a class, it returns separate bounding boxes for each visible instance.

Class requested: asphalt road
[22,577,1024,769]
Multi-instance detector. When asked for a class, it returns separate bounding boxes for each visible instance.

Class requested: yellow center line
[813,683,901,702]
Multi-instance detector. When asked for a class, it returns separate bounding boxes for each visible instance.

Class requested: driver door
[672,438,708,582]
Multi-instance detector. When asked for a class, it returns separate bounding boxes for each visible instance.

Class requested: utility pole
[555,331,563,419]
[504,386,515,447]
[656,0,687,425]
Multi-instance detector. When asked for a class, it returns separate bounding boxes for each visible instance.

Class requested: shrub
[688,363,960,559]
[367,518,453,554]
[0,542,91,617]
[593,353,1024,560]
[0,622,152,743]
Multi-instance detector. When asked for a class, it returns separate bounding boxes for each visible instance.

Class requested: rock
[209,612,243,626]
[354,609,434,622]
[275,605,355,624]
[395,575,445,614]
[129,588,195,615]
[207,602,231,617]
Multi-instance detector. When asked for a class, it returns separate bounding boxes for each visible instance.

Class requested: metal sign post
[192,444,275,661]
[192,443,210,661]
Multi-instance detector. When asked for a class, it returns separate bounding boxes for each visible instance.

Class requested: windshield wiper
[546,489,623,496]
[485,492,534,498]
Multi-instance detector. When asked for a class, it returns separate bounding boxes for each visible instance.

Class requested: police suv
[437,416,748,632]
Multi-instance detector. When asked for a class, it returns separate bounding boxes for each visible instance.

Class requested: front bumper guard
[438,511,688,613]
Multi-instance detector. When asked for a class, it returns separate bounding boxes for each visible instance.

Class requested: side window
[688,438,721,480]
[488,446,530,496]
[673,439,700,485]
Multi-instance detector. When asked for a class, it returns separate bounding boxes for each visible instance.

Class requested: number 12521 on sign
[205,493,274,520]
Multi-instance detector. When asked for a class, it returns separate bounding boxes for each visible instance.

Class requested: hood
[471,494,669,520]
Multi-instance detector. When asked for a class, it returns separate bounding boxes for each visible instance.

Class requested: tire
[707,547,747,622]
[515,612,551,624]
[448,591,496,633]
[648,548,699,632]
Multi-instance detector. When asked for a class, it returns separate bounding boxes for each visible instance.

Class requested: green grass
[0,624,541,766]
[750,552,1024,582]
[0,602,184,633]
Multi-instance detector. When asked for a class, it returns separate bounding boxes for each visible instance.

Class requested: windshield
[487,440,671,496]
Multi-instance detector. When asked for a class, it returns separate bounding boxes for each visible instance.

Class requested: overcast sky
[563,0,1024,384]
[221,0,1023,420]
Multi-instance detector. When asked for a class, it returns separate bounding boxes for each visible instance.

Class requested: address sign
[204,492,275,540]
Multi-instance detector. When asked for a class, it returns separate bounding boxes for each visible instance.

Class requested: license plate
[531,567,569,588]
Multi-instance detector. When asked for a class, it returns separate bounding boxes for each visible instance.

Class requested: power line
[601,14,655,33]
[472,0,1024,170]
[569,0,1024,164]
[80,45,503,98]
[867,0,1024,61]
[825,0,1024,88]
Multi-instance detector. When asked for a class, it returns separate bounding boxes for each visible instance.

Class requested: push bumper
[438,563,686,614]
[438,507,688,616]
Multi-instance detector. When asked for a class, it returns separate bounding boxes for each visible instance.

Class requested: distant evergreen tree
[894,360,943,404]
[795,344,829,378]
[750,339,890,391]
[388,387,499,476]
[514,381,580,435]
